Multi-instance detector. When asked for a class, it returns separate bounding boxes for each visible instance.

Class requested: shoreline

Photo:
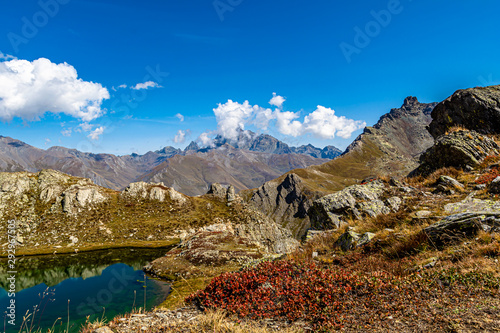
[0,238,181,258]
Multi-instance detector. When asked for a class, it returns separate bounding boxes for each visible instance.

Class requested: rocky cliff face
[249,174,314,238]
[429,85,500,138]
[343,96,437,176]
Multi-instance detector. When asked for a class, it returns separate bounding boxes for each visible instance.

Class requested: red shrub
[186,260,427,330]
[476,166,500,184]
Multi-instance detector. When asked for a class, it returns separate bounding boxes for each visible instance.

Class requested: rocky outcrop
[412,130,499,175]
[308,181,401,230]
[424,212,500,246]
[61,184,107,214]
[334,229,376,251]
[429,85,500,138]
[0,169,108,217]
[249,173,312,238]
[144,217,297,281]
[207,183,229,198]
[122,181,187,205]
[433,176,464,195]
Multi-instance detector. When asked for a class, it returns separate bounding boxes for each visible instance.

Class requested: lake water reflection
[0,248,171,333]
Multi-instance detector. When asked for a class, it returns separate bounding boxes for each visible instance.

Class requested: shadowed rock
[429,85,500,138]
[412,130,499,176]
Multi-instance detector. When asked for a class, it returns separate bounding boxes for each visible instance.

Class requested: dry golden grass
[169,310,304,333]
[445,125,469,134]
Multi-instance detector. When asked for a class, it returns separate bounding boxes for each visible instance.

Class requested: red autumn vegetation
[186,260,499,331]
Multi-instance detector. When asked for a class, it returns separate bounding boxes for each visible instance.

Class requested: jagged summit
[403,96,419,106]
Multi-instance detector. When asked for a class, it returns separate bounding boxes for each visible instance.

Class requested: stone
[429,85,500,138]
[385,196,402,212]
[62,185,107,214]
[227,185,236,202]
[488,176,500,194]
[122,182,187,205]
[422,257,438,269]
[424,212,500,246]
[335,229,361,251]
[444,197,500,214]
[413,130,500,176]
[438,176,464,189]
[207,183,228,198]
[309,181,393,230]
[414,210,432,219]
[357,232,376,247]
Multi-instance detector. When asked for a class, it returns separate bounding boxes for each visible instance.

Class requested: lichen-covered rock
[61,184,107,214]
[309,181,397,229]
[424,212,500,245]
[334,229,375,251]
[444,196,500,214]
[385,196,402,212]
[335,229,361,251]
[122,182,187,205]
[227,185,236,202]
[412,130,499,176]
[429,85,500,138]
[0,169,107,217]
[357,232,376,247]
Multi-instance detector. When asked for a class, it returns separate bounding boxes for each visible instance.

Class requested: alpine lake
[0,247,173,333]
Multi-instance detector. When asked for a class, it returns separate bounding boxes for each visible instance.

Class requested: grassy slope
[0,179,249,256]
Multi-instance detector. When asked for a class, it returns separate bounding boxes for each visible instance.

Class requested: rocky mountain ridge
[0,132,338,195]
[246,96,438,237]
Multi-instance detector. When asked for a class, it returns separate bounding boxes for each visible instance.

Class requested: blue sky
[0,0,499,155]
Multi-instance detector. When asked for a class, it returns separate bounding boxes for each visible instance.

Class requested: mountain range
[0,131,341,196]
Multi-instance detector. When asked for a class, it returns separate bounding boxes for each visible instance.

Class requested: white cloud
[88,126,105,141]
[302,106,366,139]
[202,93,365,143]
[198,131,214,147]
[118,84,128,89]
[61,128,72,137]
[0,52,16,61]
[174,129,187,143]
[131,81,162,90]
[44,138,51,145]
[175,113,184,122]
[274,110,303,136]
[269,92,285,108]
[0,58,109,122]
[213,100,271,140]
[77,122,95,132]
